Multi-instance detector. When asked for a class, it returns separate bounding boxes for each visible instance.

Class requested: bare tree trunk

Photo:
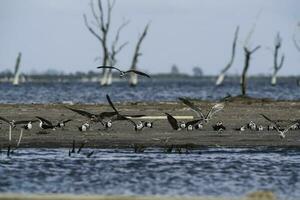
[241,46,261,96]
[129,24,150,87]
[13,52,22,86]
[216,26,239,86]
[271,33,284,86]
[293,23,300,52]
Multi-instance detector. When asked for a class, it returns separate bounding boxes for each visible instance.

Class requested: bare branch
[216,26,239,86]
[90,0,101,28]
[130,23,150,70]
[83,14,103,42]
[106,0,116,31]
[109,20,130,66]
[97,0,105,32]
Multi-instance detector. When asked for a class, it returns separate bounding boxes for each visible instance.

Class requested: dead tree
[216,26,239,86]
[13,52,22,85]
[129,24,150,87]
[83,0,115,86]
[241,46,261,96]
[106,20,129,85]
[271,33,284,86]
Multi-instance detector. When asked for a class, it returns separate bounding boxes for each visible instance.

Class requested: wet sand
[1,97,300,149]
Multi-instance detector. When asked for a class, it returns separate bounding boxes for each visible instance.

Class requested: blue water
[0,148,299,199]
[0,77,299,104]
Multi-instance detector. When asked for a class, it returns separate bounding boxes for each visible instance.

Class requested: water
[0,77,299,104]
[0,148,299,199]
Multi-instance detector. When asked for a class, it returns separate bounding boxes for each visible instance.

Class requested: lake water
[0,77,299,104]
[0,148,299,199]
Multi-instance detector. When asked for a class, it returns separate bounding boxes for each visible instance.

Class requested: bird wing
[63,119,72,123]
[260,114,280,128]
[186,119,202,126]
[106,94,119,113]
[165,113,179,130]
[178,97,204,119]
[205,103,225,120]
[97,66,121,72]
[15,120,38,125]
[125,70,151,78]
[65,107,94,118]
[36,116,53,126]
[283,122,299,134]
[0,116,11,124]
[98,111,118,119]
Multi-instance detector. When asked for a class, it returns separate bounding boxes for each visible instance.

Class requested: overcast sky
[0,0,300,75]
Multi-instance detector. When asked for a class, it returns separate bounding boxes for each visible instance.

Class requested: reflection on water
[0,77,299,104]
[0,148,299,199]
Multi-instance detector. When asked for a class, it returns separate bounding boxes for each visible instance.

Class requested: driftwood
[216,26,239,86]
[129,24,150,86]
[271,33,284,86]
[13,52,22,85]
[241,46,261,96]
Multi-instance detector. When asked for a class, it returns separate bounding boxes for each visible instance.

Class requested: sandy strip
[1,97,300,148]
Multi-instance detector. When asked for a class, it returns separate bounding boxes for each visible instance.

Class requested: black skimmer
[97,66,151,78]
[165,113,201,131]
[36,116,57,130]
[178,98,224,123]
[257,125,264,131]
[56,119,72,128]
[65,106,117,126]
[78,122,90,132]
[235,125,246,132]
[0,116,37,145]
[260,114,298,139]
[247,121,257,130]
[106,94,145,131]
[212,121,226,132]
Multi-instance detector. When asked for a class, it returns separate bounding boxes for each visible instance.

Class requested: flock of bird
[0,66,298,156]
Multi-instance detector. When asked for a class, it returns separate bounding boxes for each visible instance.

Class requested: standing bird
[178,98,224,124]
[260,114,298,139]
[78,122,90,132]
[212,121,226,132]
[97,66,151,78]
[36,116,57,130]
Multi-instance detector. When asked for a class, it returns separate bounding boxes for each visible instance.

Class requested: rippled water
[0,77,299,104]
[0,148,299,199]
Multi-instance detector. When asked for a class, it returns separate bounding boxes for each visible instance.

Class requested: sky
[0,0,300,75]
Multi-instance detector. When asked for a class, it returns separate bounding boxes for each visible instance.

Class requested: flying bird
[97,66,151,78]
[260,114,298,139]
[65,106,117,126]
[106,94,144,131]
[0,116,37,144]
[36,116,57,130]
[178,98,224,123]
[56,119,72,128]
[165,113,201,131]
